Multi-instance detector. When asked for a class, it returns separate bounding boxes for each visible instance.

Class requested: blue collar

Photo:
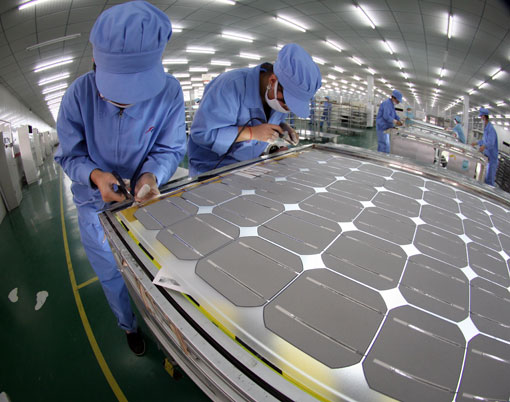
[100,94,144,120]
[244,64,264,109]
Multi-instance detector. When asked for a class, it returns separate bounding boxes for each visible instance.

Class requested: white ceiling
[0,0,509,127]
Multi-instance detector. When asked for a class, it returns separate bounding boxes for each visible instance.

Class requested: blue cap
[274,44,322,118]
[479,107,489,117]
[454,115,461,123]
[392,89,402,103]
[90,1,172,104]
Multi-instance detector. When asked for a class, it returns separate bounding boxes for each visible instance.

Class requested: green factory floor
[0,129,376,402]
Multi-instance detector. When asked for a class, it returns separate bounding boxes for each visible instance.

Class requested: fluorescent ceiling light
[248,64,258,68]
[437,79,442,86]
[186,46,215,54]
[221,32,253,42]
[379,78,387,83]
[26,33,81,51]
[367,68,375,75]
[38,72,70,86]
[328,74,337,80]
[41,83,67,94]
[192,83,203,87]
[210,59,231,66]
[312,56,325,65]
[402,72,408,80]
[239,52,261,60]
[275,16,306,32]
[351,56,362,66]
[447,14,453,39]
[46,98,61,106]
[332,66,344,73]
[353,75,361,81]
[182,86,193,91]
[491,69,503,80]
[190,77,204,82]
[179,81,192,85]
[34,57,73,73]
[468,88,475,95]
[163,58,188,64]
[505,114,510,118]
[383,41,393,55]
[18,0,49,10]
[496,101,505,107]
[440,67,444,77]
[44,91,66,101]
[341,79,348,84]
[173,73,190,78]
[325,40,342,52]
[275,44,284,50]
[215,0,235,4]
[189,67,208,72]
[396,60,403,70]
[477,81,487,89]
[355,5,376,29]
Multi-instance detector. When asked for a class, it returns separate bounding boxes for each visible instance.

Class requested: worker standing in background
[452,115,466,144]
[188,43,321,176]
[320,96,332,131]
[472,108,498,186]
[376,89,403,153]
[55,1,186,355]
[405,107,414,126]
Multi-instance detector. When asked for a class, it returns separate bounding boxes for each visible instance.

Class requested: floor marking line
[77,276,99,289]
[59,171,127,402]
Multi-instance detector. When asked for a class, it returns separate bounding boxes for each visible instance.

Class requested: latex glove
[90,169,126,203]
[134,172,160,203]
[248,123,282,143]
[279,122,299,146]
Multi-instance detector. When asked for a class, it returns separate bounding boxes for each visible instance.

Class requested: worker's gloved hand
[90,169,126,203]
[279,122,299,146]
[250,123,282,143]
[395,120,403,127]
[134,172,159,203]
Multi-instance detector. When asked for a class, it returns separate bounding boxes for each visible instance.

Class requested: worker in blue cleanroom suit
[376,89,403,153]
[55,1,186,356]
[309,97,316,125]
[452,115,466,144]
[319,96,332,131]
[188,43,322,176]
[471,108,498,186]
[405,107,414,126]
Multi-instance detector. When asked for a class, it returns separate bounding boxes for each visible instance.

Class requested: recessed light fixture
[34,57,73,73]
[163,59,189,64]
[44,91,66,101]
[491,69,503,80]
[215,0,235,5]
[27,33,81,51]
[41,83,68,94]
[186,46,215,54]
[325,40,342,52]
[332,66,344,73]
[18,0,49,11]
[355,4,376,29]
[221,32,253,42]
[367,68,375,75]
[38,72,70,86]
[383,40,393,55]
[447,14,453,39]
[275,16,306,32]
[210,59,232,66]
[173,73,190,78]
[239,52,261,60]
[312,56,326,65]
[351,56,362,66]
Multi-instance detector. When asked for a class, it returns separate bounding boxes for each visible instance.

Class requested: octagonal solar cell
[491,214,510,234]
[345,170,386,187]
[467,242,510,287]
[499,233,510,255]
[286,168,336,188]
[420,204,464,235]
[358,163,393,177]
[363,306,465,402]
[134,196,198,230]
[182,181,241,206]
[220,173,274,190]
[255,180,315,204]
[328,155,362,169]
[264,268,386,368]
[463,219,501,251]
[391,171,424,187]
[258,210,340,255]
[460,203,492,227]
[196,237,302,307]
[354,207,416,245]
[456,335,510,402]
[299,192,363,223]
[414,225,467,267]
[484,201,508,218]
[400,254,469,322]
[212,195,283,227]
[300,150,333,162]
[470,277,510,342]
[423,191,459,213]
[322,231,406,290]
[327,179,377,201]
[383,179,423,199]
[372,191,420,217]
[425,181,456,198]
[156,214,239,260]
[456,191,486,210]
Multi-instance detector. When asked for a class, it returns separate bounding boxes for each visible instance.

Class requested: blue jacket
[376,98,400,132]
[452,123,466,144]
[55,71,186,214]
[478,122,498,162]
[188,65,286,176]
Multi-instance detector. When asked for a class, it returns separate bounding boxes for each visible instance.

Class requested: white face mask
[99,93,133,109]
[265,80,289,114]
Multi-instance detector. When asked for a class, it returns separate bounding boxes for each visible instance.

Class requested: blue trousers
[377,130,390,153]
[485,158,498,186]
[78,207,137,332]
